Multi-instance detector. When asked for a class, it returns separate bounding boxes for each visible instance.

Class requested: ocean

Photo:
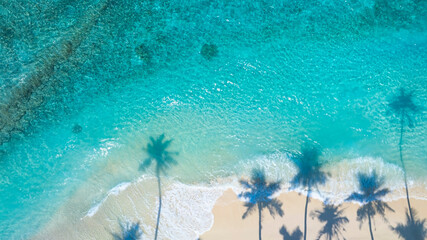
[0,0,426,239]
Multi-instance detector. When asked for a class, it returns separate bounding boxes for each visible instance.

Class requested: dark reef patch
[200,43,218,60]
[135,44,152,63]
[72,124,82,133]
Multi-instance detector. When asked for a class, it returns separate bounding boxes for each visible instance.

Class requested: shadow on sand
[111,220,143,240]
[239,168,284,240]
[290,145,329,240]
[279,225,303,240]
[311,202,348,240]
[346,171,394,240]
[392,208,427,240]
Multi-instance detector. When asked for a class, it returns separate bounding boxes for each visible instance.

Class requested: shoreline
[32,173,427,240]
[201,189,427,240]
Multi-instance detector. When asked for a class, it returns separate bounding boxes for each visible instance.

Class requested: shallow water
[0,0,426,239]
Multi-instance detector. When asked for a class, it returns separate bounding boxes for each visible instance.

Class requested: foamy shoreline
[32,154,427,240]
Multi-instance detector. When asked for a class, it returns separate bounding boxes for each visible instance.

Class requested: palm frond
[242,202,256,219]
[290,145,328,191]
[392,208,427,240]
[266,198,284,218]
[345,192,364,202]
[266,181,281,193]
[239,179,253,190]
[140,134,177,176]
[313,203,348,240]
[371,188,390,200]
[280,226,303,240]
[347,171,393,231]
[239,168,283,220]
[139,158,152,171]
[373,200,395,222]
[388,88,421,127]
[162,139,172,149]
[112,221,143,240]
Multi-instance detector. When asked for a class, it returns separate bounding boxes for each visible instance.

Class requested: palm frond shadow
[346,171,394,240]
[239,168,283,240]
[139,134,178,240]
[289,145,329,240]
[392,208,427,240]
[289,146,329,191]
[280,226,303,240]
[111,220,143,240]
[311,202,348,240]
[139,134,178,175]
[388,88,421,128]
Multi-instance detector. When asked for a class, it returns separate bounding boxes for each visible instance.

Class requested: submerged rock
[0,26,14,42]
[135,44,152,62]
[72,124,82,133]
[201,43,218,60]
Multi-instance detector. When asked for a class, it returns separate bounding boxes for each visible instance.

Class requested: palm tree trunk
[368,213,374,240]
[303,185,310,240]
[399,113,414,221]
[258,202,262,240]
[154,174,162,240]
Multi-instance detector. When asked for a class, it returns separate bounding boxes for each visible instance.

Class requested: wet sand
[34,181,427,240]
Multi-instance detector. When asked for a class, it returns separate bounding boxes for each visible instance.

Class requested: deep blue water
[0,0,426,238]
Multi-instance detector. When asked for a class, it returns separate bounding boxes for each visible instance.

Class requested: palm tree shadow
[311,202,348,240]
[289,145,329,240]
[239,168,284,240]
[388,88,422,222]
[392,208,427,240]
[111,220,143,240]
[139,134,178,174]
[346,171,394,240]
[280,226,303,240]
[388,88,421,128]
[139,134,178,240]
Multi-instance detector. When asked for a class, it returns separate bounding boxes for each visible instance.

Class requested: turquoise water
[1,0,427,238]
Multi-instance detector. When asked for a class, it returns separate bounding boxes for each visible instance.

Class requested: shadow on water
[111,220,143,240]
[392,208,427,240]
[388,88,422,221]
[388,88,421,128]
[289,145,329,240]
[139,134,177,240]
[279,226,303,240]
[239,168,283,240]
[346,171,394,240]
[311,202,348,240]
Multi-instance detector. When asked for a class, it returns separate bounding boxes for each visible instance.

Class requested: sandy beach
[33,179,427,240]
[202,189,427,240]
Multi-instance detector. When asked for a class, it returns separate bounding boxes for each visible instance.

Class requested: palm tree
[346,171,394,240]
[392,208,427,240]
[388,88,421,221]
[290,146,328,240]
[280,226,303,240]
[139,134,177,240]
[239,168,284,240]
[112,221,143,240]
[311,203,348,240]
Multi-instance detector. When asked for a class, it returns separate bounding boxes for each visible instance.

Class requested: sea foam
[158,180,238,239]
[81,153,426,239]
[85,182,131,218]
[234,152,426,203]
